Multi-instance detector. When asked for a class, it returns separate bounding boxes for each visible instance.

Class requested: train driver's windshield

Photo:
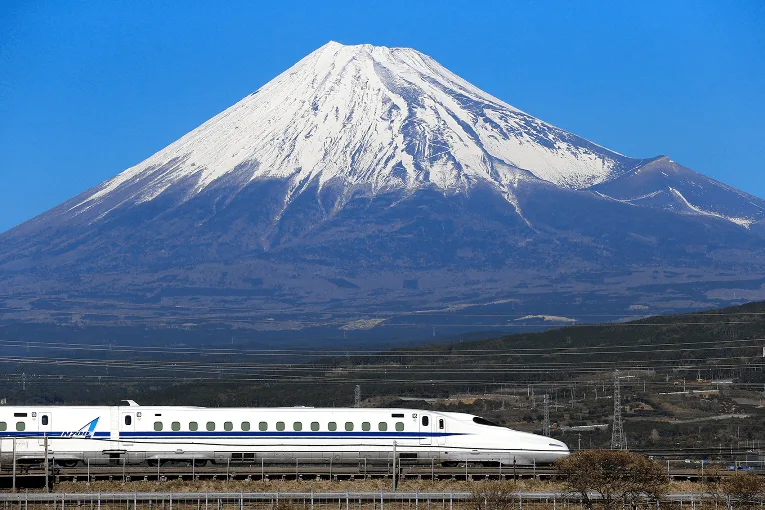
[473,417,501,427]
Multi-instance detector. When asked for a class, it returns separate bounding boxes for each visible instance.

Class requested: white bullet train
[0,402,569,467]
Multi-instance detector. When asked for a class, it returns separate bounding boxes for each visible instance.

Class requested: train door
[37,411,52,446]
[120,412,135,447]
[419,414,431,445]
[437,417,446,446]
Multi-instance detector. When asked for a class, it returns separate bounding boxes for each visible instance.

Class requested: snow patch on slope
[669,187,754,228]
[516,315,577,323]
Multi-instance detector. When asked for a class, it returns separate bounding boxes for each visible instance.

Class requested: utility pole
[44,436,49,493]
[392,440,398,491]
[542,394,551,436]
[354,385,361,408]
[12,438,16,493]
[611,370,626,450]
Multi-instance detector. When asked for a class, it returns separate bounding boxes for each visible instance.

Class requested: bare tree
[716,472,765,510]
[556,450,668,510]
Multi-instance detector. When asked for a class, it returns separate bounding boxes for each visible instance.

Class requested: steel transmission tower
[542,394,551,436]
[354,385,361,408]
[611,371,626,449]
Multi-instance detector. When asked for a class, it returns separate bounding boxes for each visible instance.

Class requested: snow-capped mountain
[1,42,764,337]
[58,42,640,222]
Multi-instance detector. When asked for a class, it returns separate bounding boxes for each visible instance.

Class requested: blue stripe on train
[0,431,462,439]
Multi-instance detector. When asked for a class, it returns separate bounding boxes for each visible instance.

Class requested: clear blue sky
[1,0,763,234]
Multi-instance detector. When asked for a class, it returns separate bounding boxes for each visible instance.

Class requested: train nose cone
[550,440,570,458]
[540,438,569,463]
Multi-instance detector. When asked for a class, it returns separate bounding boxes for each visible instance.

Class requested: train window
[439,419,444,430]
[276,422,285,431]
[293,422,302,431]
[224,422,233,431]
[378,422,387,431]
[422,416,429,426]
[189,422,198,431]
[124,415,132,426]
[206,422,215,431]
[154,422,163,431]
[0,422,6,431]
[311,422,319,431]
[259,422,267,431]
[241,422,250,431]
[328,422,337,431]
[345,422,354,431]
[362,422,370,431]
[172,422,181,431]
[42,416,49,426]
[15,422,25,431]
[395,422,404,432]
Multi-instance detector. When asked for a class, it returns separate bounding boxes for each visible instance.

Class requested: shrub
[469,480,518,510]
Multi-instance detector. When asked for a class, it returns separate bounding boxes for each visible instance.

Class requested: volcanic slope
[1,41,764,336]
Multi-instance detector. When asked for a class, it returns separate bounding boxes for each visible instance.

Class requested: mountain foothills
[1,42,765,338]
[4,301,765,454]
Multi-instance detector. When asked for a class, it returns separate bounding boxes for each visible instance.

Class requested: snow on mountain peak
[73,41,638,215]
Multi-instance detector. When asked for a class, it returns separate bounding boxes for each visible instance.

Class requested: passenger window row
[1,420,53,431]
[150,420,406,432]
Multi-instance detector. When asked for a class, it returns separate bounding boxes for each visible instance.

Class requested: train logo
[60,417,100,439]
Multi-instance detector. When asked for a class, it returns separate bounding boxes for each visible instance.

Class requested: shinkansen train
[0,402,569,467]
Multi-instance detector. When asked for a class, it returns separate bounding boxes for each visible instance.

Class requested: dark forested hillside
[2,300,765,453]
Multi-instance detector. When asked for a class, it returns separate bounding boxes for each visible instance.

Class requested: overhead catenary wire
[0,355,760,374]
[0,346,762,373]
[1,335,764,356]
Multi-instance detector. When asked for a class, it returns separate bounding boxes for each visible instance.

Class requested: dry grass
[47,477,561,494]
[39,477,711,495]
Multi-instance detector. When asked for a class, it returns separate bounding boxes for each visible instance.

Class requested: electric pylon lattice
[611,371,626,449]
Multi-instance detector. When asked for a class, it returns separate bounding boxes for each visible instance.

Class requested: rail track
[2,462,554,488]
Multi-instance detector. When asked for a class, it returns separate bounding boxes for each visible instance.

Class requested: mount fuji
[2,42,765,338]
